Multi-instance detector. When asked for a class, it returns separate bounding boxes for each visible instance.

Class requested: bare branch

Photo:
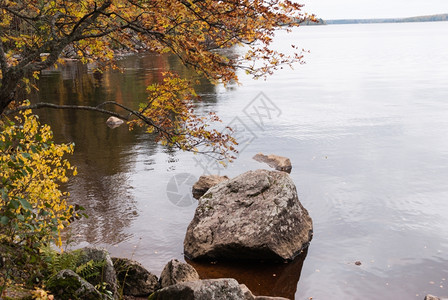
[5,101,173,139]
[4,102,129,120]
[2,101,230,159]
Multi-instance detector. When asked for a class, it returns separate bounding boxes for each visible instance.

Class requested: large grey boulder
[184,169,313,261]
[112,257,159,296]
[77,247,119,299]
[253,153,292,173]
[148,278,245,300]
[47,269,107,300]
[159,259,200,288]
[192,175,229,199]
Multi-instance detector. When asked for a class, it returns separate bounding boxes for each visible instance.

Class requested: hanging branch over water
[5,73,238,160]
[0,0,309,160]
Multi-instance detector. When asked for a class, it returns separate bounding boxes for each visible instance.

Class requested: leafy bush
[0,106,79,291]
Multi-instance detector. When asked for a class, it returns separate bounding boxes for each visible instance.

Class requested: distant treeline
[299,17,326,26]
[298,13,448,26]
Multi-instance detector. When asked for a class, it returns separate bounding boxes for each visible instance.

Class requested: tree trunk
[0,70,22,115]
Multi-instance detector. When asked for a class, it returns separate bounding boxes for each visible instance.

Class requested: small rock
[253,153,292,173]
[240,284,255,300]
[77,247,119,299]
[159,259,200,288]
[47,269,106,300]
[106,116,124,128]
[148,278,245,300]
[192,175,229,199]
[254,297,290,300]
[355,261,362,266]
[112,257,159,297]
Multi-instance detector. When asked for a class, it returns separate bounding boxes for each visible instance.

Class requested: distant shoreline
[300,13,448,26]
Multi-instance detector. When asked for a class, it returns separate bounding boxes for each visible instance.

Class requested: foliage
[42,247,113,299]
[0,246,111,299]
[0,0,308,160]
[128,72,237,159]
[42,247,107,286]
[0,105,79,295]
[31,287,54,300]
[0,107,77,248]
[41,247,103,281]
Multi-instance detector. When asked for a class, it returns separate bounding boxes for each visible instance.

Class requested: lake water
[34,21,448,299]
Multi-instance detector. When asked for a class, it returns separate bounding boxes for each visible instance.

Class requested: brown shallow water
[32,22,448,299]
[186,251,308,299]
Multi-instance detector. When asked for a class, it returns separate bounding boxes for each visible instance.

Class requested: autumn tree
[0,0,307,159]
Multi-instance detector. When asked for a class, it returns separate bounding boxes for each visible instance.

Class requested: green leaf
[0,216,9,225]
[1,188,8,200]
[25,223,35,230]
[39,210,50,217]
[25,166,34,175]
[19,198,33,211]
[21,152,31,159]
[9,199,20,209]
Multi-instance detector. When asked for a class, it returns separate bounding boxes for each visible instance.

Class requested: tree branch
[4,102,129,120]
[2,101,231,158]
[4,102,171,139]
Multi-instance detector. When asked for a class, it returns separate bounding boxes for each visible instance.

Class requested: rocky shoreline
[38,246,290,300]
[46,167,312,299]
[3,162,445,299]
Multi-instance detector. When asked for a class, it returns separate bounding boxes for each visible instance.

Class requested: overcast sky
[299,0,448,19]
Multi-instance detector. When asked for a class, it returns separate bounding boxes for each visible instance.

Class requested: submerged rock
[106,116,124,128]
[112,257,159,296]
[149,278,245,300]
[253,153,292,173]
[184,169,313,261]
[192,175,229,199]
[159,259,200,288]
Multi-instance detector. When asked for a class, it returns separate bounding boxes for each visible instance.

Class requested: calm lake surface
[34,22,448,299]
